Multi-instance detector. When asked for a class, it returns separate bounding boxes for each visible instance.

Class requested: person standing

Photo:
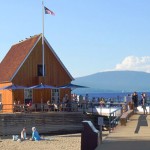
[47,99,52,111]
[141,93,147,114]
[126,94,132,110]
[85,94,89,109]
[79,95,83,109]
[132,92,138,113]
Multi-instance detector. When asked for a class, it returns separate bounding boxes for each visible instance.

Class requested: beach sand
[0,131,109,150]
[0,134,81,150]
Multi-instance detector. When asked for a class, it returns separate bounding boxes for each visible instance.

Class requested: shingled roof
[0,34,42,83]
[0,34,73,83]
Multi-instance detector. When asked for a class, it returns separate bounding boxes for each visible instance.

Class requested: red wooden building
[0,34,74,112]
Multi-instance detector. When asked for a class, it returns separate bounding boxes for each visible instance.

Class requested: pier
[96,112,150,150]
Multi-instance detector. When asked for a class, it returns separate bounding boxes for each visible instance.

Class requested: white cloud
[115,56,150,72]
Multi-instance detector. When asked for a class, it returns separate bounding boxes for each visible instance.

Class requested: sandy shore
[0,131,109,150]
[0,134,81,150]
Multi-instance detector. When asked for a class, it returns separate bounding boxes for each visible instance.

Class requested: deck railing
[0,101,127,113]
[0,102,80,113]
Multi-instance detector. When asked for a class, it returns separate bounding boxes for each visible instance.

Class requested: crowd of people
[70,92,149,115]
[13,100,33,113]
[4,91,149,114]
[45,92,149,114]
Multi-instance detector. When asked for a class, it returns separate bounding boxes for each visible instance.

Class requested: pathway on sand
[96,113,150,150]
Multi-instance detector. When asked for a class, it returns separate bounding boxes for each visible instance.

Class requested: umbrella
[0,84,27,109]
[27,83,56,89]
[27,83,57,108]
[58,83,88,90]
[0,84,27,90]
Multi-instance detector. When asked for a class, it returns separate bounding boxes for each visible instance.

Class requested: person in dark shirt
[141,93,147,114]
[132,92,138,112]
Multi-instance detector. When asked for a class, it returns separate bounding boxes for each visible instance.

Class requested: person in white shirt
[21,127,28,140]
[126,94,132,110]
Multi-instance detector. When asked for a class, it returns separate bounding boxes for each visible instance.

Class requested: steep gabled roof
[0,34,41,82]
[0,34,74,83]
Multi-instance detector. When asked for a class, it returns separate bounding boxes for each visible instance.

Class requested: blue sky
[1,0,150,78]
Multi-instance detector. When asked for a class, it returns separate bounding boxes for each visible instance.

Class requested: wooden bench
[120,110,134,126]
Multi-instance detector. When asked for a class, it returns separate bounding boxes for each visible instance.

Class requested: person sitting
[31,127,41,141]
[47,100,53,111]
[54,103,58,111]
[13,100,17,112]
[0,101,3,111]
[59,103,63,111]
[21,127,28,140]
[27,101,32,107]
[26,101,32,112]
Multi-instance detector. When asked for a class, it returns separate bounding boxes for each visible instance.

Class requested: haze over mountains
[72,71,150,93]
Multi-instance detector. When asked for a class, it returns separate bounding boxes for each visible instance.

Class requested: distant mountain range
[72,71,150,93]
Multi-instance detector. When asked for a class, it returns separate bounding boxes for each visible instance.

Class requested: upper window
[37,64,45,76]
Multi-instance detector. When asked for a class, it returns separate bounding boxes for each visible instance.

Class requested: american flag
[44,6,55,15]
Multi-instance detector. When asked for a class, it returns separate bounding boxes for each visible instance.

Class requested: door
[51,89,60,104]
[24,89,33,104]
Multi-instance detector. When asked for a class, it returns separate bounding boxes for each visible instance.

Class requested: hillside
[72,71,150,93]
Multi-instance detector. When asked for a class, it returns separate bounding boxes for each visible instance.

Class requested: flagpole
[42,0,45,77]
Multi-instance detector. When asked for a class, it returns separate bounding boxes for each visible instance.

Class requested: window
[24,89,32,104]
[37,64,46,76]
[51,89,60,103]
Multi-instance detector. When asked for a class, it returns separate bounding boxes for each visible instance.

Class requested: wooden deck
[96,113,150,150]
[0,112,84,136]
